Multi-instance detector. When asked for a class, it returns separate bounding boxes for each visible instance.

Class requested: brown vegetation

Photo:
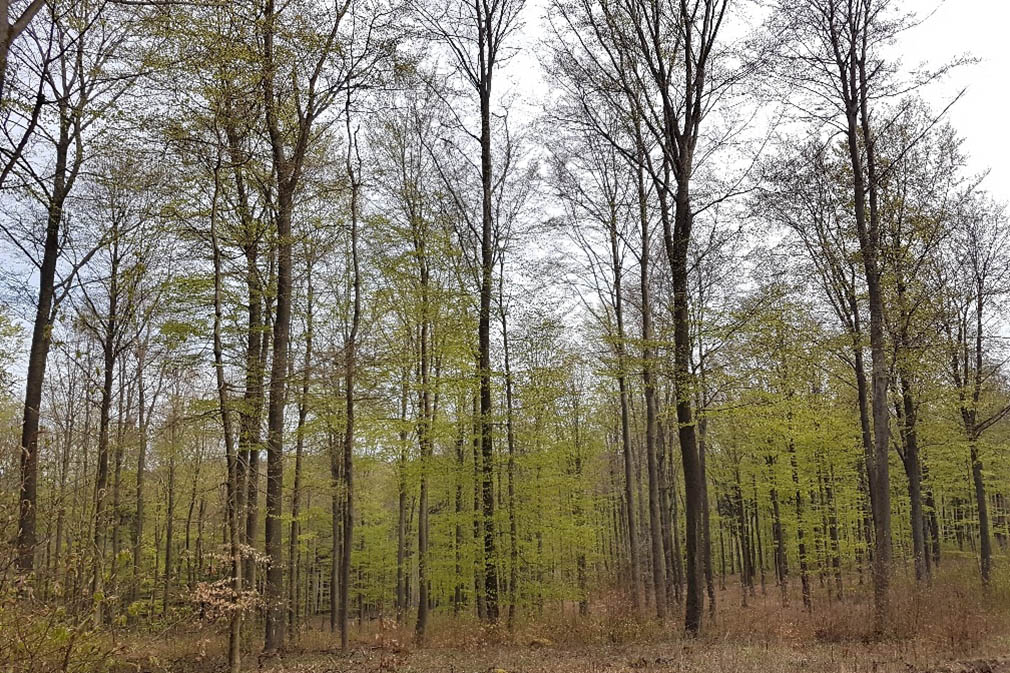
[84,562,1010,673]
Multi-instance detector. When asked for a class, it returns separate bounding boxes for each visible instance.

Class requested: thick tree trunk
[263,180,292,650]
[971,438,991,584]
[17,114,72,573]
[663,182,705,635]
[843,73,892,631]
[477,75,499,625]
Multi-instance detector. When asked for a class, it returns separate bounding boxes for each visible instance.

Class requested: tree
[7,0,135,573]
[549,124,643,611]
[257,0,365,649]
[768,0,962,630]
[0,0,46,91]
[75,152,158,625]
[547,0,747,633]
[413,0,526,622]
[938,196,1010,586]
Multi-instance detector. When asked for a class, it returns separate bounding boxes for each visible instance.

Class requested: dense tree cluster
[1,0,1007,668]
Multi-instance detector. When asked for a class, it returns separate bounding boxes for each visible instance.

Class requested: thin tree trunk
[396,374,409,622]
[211,165,244,671]
[415,248,434,641]
[789,436,811,611]
[164,448,176,617]
[500,291,519,629]
[472,391,486,620]
[339,104,362,649]
[288,261,314,641]
[92,231,122,626]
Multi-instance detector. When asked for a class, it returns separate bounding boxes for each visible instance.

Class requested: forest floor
[114,627,1010,673]
[111,567,1010,673]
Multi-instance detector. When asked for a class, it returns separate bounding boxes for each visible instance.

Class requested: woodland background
[2,0,1010,671]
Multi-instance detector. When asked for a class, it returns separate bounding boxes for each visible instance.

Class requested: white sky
[507,0,1010,204]
[898,0,1010,203]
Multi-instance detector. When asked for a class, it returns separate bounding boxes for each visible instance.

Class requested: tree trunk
[501,296,519,629]
[477,64,500,626]
[472,391,487,620]
[164,449,176,618]
[288,262,313,641]
[415,249,433,640]
[339,109,362,649]
[638,160,665,620]
[92,232,122,626]
[211,173,244,671]
[897,375,927,583]
[789,436,811,611]
[971,438,991,584]
[396,374,409,622]
[17,108,73,574]
[663,181,705,635]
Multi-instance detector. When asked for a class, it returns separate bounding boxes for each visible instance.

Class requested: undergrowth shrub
[0,591,118,673]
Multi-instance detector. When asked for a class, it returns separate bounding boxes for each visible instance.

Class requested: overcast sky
[881,0,1009,202]
[510,0,1009,203]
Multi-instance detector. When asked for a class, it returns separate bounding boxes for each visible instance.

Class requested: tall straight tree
[813,2,893,628]
[940,197,1010,586]
[10,0,133,572]
[879,107,967,584]
[338,88,363,651]
[759,142,878,590]
[209,150,244,673]
[76,154,152,624]
[768,0,962,630]
[547,0,740,635]
[549,124,642,610]
[371,85,441,640]
[413,0,526,623]
[258,0,354,650]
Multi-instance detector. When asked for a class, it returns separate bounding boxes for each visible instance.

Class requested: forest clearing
[2,0,1010,670]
